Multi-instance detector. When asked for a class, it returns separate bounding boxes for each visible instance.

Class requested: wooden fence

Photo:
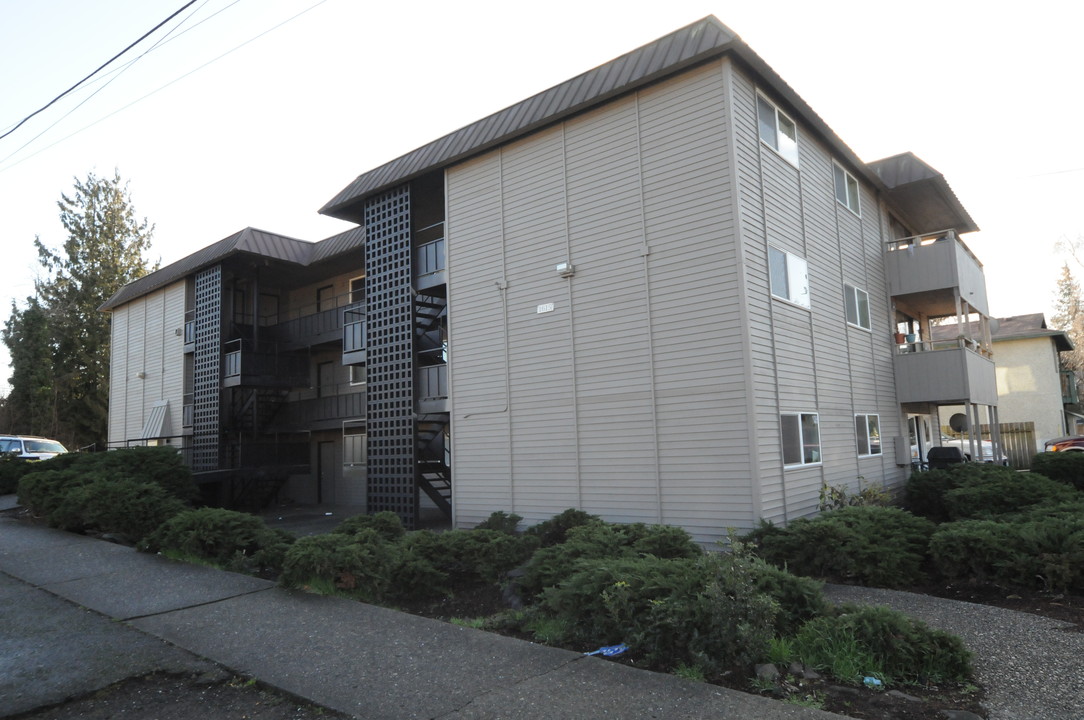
[979,421,1036,470]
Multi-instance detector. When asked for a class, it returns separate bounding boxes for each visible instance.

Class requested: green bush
[1030,452,1084,492]
[942,470,1077,520]
[474,510,523,534]
[332,511,406,542]
[524,508,601,547]
[144,507,294,573]
[89,447,199,502]
[930,515,1084,593]
[538,553,777,675]
[280,530,398,601]
[48,478,186,540]
[746,506,935,588]
[519,522,700,599]
[407,529,540,584]
[745,558,829,636]
[17,468,88,516]
[928,519,1018,582]
[794,605,972,685]
[0,455,35,494]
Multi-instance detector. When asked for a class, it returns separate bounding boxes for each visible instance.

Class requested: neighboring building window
[844,284,871,330]
[781,412,821,466]
[855,414,882,456]
[833,163,860,215]
[757,94,799,166]
[350,364,366,386]
[769,246,810,308]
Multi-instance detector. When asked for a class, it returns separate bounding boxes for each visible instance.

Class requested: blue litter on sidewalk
[584,643,629,657]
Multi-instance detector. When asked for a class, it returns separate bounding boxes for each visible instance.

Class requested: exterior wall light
[556,262,575,278]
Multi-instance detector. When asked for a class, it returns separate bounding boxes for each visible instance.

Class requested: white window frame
[833,163,860,215]
[781,412,821,467]
[757,93,800,166]
[769,246,810,309]
[855,413,882,457]
[844,284,871,330]
[349,364,366,386]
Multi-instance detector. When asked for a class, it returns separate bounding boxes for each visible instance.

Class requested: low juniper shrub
[143,507,294,573]
[48,478,187,541]
[794,604,972,685]
[745,506,935,588]
[280,529,398,602]
[474,510,523,535]
[1029,452,1084,492]
[332,511,406,542]
[523,508,601,547]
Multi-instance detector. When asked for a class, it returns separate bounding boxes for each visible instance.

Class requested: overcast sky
[1,0,1081,393]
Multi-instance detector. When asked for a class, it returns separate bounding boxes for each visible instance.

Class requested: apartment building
[103,16,998,543]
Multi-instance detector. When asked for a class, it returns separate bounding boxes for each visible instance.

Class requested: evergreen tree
[2,171,155,449]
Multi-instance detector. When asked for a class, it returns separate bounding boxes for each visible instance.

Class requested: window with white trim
[781,412,821,466]
[833,163,860,215]
[769,246,810,308]
[855,414,881,456]
[350,364,366,386]
[757,94,799,165]
[844,284,871,330]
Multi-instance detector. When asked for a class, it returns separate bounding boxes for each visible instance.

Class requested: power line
[0,0,199,143]
[0,0,237,166]
[0,0,329,173]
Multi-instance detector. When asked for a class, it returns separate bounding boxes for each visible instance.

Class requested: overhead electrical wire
[0,0,200,142]
[0,0,329,173]
[0,0,238,167]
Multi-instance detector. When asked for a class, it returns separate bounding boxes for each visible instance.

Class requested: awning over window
[141,400,173,440]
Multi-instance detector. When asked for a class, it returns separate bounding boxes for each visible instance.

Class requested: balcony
[222,339,308,388]
[415,223,446,292]
[272,385,366,432]
[417,363,448,413]
[1062,369,1080,405]
[893,339,997,406]
[884,229,989,317]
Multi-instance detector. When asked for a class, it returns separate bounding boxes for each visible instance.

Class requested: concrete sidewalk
[0,511,841,720]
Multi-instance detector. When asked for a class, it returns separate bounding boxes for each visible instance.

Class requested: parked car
[0,435,68,461]
[1043,436,1084,452]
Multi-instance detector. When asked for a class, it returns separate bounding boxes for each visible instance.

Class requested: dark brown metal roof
[320,16,744,220]
[100,226,365,311]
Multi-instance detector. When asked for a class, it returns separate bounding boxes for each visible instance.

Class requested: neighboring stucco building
[102,16,999,544]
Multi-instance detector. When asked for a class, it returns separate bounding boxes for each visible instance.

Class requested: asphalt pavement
[2,495,1081,719]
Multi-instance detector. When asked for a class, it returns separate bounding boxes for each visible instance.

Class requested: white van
[0,436,68,461]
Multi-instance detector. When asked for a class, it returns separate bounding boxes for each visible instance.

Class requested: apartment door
[317,440,335,504]
[317,361,335,398]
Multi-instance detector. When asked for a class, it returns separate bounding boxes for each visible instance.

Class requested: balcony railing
[893,345,997,406]
[415,222,446,291]
[273,386,366,431]
[222,339,308,387]
[884,229,989,317]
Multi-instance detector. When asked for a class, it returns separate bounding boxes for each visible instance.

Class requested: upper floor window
[769,246,810,308]
[757,94,799,166]
[833,163,860,215]
[855,414,881,457]
[844,284,871,330]
[781,412,821,466]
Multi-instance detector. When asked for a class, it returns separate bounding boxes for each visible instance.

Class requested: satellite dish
[949,413,969,433]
